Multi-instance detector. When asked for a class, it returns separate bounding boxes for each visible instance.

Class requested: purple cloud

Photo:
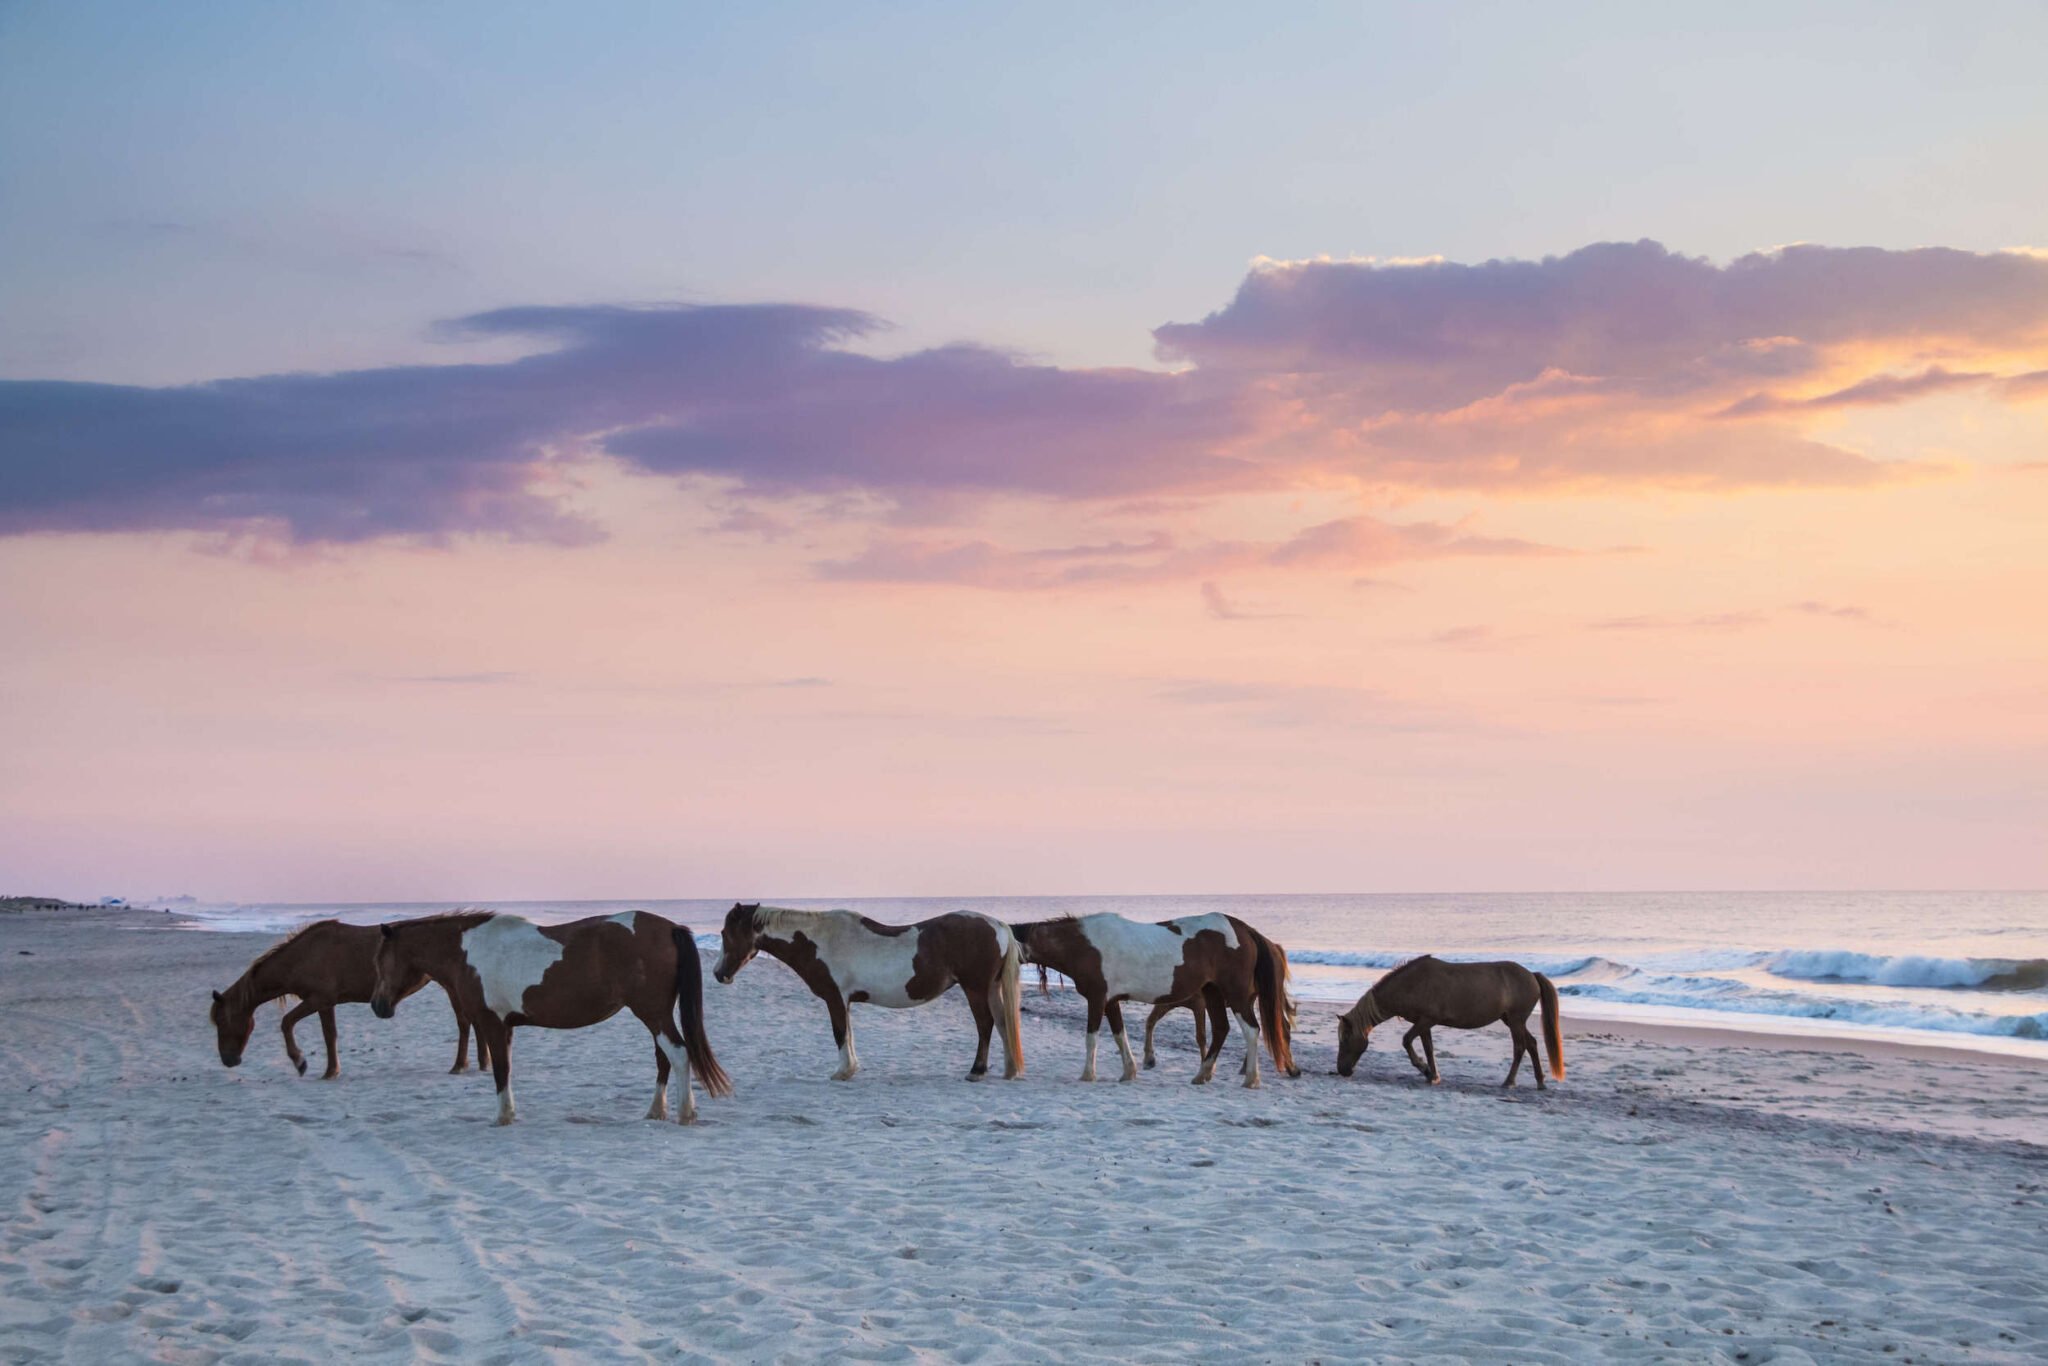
[5,240,2045,549]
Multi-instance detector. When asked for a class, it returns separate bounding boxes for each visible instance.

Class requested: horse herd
[207,904,1565,1125]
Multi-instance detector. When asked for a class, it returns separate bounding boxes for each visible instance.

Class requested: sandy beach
[3,908,2045,1364]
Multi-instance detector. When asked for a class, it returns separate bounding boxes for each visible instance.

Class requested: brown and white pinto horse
[1335,955,1564,1088]
[712,905,1024,1081]
[371,910,731,1125]
[1011,913,1296,1086]
[209,919,484,1079]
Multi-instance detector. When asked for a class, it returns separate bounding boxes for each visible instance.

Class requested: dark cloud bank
[5,241,2046,551]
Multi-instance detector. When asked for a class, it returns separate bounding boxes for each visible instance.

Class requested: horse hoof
[1142,1058,1156,1070]
[450,1064,468,1075]
[293,1057,307,1076]
[321,1071,339,1081]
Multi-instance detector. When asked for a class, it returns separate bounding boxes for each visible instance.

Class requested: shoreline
[160,905,2048,1069]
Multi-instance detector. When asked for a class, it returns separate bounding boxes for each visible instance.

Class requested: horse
[370,910,731,1125]
[209,919,485,1079]
[1010,913,1296,1086]
[712,904,1024,1081]
[1334,955,1564,1088]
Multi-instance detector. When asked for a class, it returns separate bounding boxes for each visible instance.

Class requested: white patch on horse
[757,907,924,1008]
[655,1034,695,1123]
[461,916,567,1019]
[608,911,639,929]
[1082,912,1235,1004]
[496,1082,516,1125]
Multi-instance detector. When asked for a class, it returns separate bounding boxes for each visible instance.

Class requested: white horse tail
[996,929,1025,1079]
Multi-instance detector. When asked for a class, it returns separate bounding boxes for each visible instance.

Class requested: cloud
[1154,678,1494,734]
[1591,601,1880,632]
[813,514,1570,589]
[5,240,2044,549]
[1592,611,1770,632]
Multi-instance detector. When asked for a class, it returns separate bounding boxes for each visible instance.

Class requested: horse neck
[1345,988,1387,1030]
[228,963,285,1012]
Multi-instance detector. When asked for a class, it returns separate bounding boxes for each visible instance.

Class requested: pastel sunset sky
[3,3,2045,901]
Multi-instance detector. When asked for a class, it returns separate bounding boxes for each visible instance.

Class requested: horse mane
[1372,954,1436,992]
[385,908,496,933]
[751,905,825,936]
[243,918,330,977]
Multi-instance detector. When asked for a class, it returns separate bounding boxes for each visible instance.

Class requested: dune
[2,908,2044,1363]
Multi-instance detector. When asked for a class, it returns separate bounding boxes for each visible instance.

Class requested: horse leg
[644,1008,698,1124]
[1193,987,1228,1085]
[1503,1012,1532,1087]
[1193,1001,1208,1063]
[1141,1004,1160,1069]
[279,1001,320,1076]
[449,987,472,1073]
[1401,1024,1429,1077]
[1420,1027,1441,1084]
[1236,1005,1263,1090]
[827,993,859,1081]
[1080,995,1105,1082]
[1106,1000,1138,1082]
[647,1036,672,1120]
[317,1007,340,1080]
[966,987,994,1080]
[478,1014,515,1124]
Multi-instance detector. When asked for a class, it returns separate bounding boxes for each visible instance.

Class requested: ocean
[163,890,2048,1059]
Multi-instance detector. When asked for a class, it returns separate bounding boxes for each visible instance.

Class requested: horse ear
[380,923,395,939]
[211,989,222,1002]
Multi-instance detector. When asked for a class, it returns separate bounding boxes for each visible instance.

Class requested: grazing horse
[209,919,484,1079]
[712,904,1024,1081]
[370,910,731,1125]
[1010,913,1296,1086]
[1335,955,1564,1088]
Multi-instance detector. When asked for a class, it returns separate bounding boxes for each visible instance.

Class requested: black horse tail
[674,926,733,1097]
[1247,923,1297,1079]
[1537,972,1565,1081]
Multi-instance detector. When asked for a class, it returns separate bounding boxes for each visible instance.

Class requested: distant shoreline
[0,895,97,914]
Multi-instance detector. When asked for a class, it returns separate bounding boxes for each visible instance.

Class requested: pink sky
[3,242,2044,901]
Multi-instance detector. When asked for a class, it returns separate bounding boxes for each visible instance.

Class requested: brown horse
[712,904,1024,1081]
[209,919,484,1079]
[1010,913,1296,1086]
[1335,955,1564,1088]
[370,910,731,1125]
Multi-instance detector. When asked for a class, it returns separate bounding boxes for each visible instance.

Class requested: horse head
[208,987,254,1067]
[1335,1003,1374,1076]
[712,903,763,984]
[369,922,412,1019]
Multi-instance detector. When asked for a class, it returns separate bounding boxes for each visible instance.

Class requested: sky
[2,2,2045,902]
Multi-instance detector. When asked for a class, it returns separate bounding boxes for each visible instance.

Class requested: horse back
[265,919,384,1004]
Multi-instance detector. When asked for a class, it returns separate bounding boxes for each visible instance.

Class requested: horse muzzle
[713,969,733,985]
[370,998,395,1020]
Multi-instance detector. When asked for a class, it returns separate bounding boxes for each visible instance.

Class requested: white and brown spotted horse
[209,919,485,1079]
[371,910,731,1125]
[712,904,1024,1081]
[1010,913,1297,1086]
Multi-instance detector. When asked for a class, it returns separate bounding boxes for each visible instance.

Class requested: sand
[3,909,2045,1364]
